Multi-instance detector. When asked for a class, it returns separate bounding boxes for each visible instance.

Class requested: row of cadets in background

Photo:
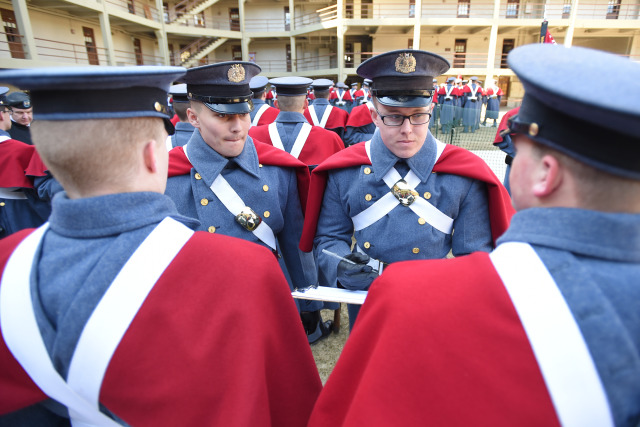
[0,64,321,425]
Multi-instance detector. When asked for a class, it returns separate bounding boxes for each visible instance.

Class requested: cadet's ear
[187,108,200,128]
[142,139,158,173]
[532,153,562,198]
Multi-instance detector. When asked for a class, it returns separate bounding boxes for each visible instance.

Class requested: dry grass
[310,306,350,384]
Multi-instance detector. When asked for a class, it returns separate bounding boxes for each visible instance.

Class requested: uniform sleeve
[313,171,354,287]
[279,167,318,290]
[343,124,376,146]
[452,179,493,256]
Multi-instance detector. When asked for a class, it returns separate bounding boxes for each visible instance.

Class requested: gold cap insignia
[395,53,417,74]
[228,64,246,83]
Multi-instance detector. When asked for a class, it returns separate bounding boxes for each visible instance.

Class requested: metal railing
[105,0,161,22]
[294,4,338,27]
[574,2,640,19]
[164,12,232,30]
[420,2,496,18]
[295,52,337,71]
[244,18,289,32]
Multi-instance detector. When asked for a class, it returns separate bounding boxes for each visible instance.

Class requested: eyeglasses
[374,107,431,127]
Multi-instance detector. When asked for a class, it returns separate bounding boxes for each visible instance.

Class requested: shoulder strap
[252,104,270,126]
[1,219,193,426]
[489,242,613,427]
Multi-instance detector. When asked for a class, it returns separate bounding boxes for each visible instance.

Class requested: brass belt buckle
[236,206,262,231]
[391,179,418,206]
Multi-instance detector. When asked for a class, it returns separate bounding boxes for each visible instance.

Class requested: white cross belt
[268,122,312,160]
[351,140,453,235]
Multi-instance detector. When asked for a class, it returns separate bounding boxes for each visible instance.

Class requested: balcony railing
[574,2,640,19]
[295,52,338,71]
[294,4,338,27]
[244,18,289,32]
[164,12,232,30]
[105,0,161,22]
[420,2,496,18]
[114,48,164,65]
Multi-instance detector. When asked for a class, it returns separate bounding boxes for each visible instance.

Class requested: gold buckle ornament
[235,206,262,231]
[395,53,417,74]
[392,179,419,206]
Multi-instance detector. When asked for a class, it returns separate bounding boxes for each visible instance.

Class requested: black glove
[337,252,378,291]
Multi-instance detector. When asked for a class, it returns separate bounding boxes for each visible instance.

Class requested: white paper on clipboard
[292,286,367,305]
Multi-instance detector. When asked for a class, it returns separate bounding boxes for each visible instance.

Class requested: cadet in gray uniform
[305,50,511,329]
[309,44,640,426]
[164,62,331,343]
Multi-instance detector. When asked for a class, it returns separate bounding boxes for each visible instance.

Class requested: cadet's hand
[337,253,378,291]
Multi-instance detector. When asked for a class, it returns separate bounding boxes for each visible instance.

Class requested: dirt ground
[310,306,350,384]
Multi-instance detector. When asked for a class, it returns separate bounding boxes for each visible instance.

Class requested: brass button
[529,122,539,137]
[195,172,202,180]
[418,218,426,225]
[424,192,432,200]
[432,171,437,174]
[264,211,270,218]
[208,226,216,233]
[259,163,263,167]
[365,194,372,201]
[363,242,371,249]
[0,202,4,207]
[263,185,269,192]
[154,101,163,112]
[412,247,420,254]
[364,167,371,175]
[200,198,209,206]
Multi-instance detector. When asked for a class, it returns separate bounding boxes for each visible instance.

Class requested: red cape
[0,229,322,426]
[308,253,560,426]
[494,106,520,144]
[345,104,373,128]
[299,142,514,251]
[254,106,280,126]
[303,106,348,130]
[167,141,311,212]
[248,124,344,167]
[330,90,354,102]
[0,139,36,188]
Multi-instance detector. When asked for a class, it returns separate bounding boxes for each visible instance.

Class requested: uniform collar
[369,129,438,183]
[275,111,307,123]
[0,129,10,138]
[313,98,330,105]
[186,129,260,186]
[175,121,195,131]
[497,207,640,262]
[253,99,266,106]
[48,191,198,238]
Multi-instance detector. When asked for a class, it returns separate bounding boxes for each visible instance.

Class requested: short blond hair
[31,117,165,193]
[276,95,306,112]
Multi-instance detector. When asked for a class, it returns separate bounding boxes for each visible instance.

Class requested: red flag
[544,30,557,44]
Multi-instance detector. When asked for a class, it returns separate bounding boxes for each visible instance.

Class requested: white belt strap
[251,104,270,126]
[183,144,277,251]
[165,134,173,152]
[0,135,11,143]
[0,187,27,200]
[209,175,276,250]
[489,243,613,427]
[352,139,453,234]
[1,218,194,426]
[309,105,332,128]
[268,122,312,159]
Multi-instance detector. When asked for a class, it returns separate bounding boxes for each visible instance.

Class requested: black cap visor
[374,90,433,108]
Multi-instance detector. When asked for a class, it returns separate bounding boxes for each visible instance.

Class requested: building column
[564,0,579,47]
[290,36,297,72]
[98,9,117,66]
[154,0,169,65]
[10,0,38,60]
[336,0,345,82]
[484,0,501,82]
[412,0,422,49]
[239,0,247,59]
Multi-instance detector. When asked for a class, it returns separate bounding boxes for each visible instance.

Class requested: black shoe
[308,320,333,345]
